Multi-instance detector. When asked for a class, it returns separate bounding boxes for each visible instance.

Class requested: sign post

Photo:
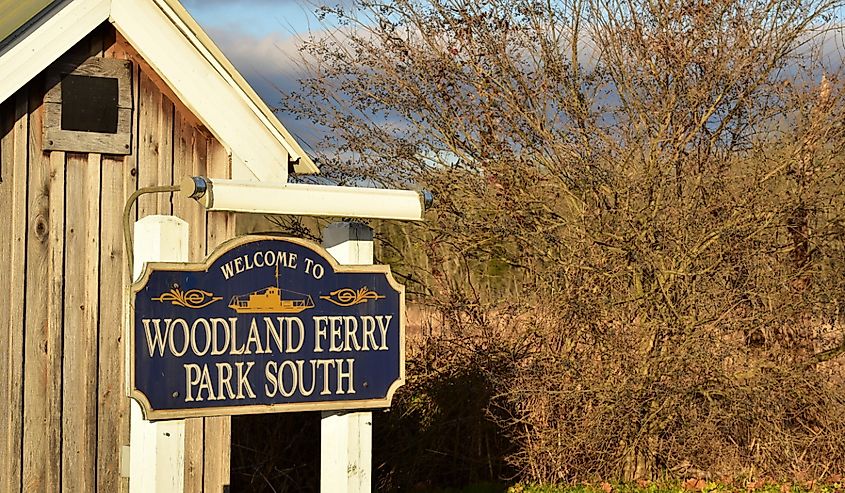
[129,215,188,493]
[320,222,375,493]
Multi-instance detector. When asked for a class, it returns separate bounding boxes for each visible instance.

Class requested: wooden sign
[130,236,405,420]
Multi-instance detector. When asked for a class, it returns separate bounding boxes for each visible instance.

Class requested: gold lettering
[196,364,215,401]
[264,361,278,397]
[142,319,167,357]
[190,318,211,356]
[183,363,201,402]
[329,317,343,352]
[297,360,317,396]
[343,316,361,351]
[168,319,190,357]
[317,359,335,395]
[278,361,297,397]
[336,358,355,395]
[210,318,231,355]
[286,317,305,353]
[230,318,245,355]
[216,362,236,399]
[313,316,328,352]
[376,315,392,350]
[235,361,256,399]
[361,316,377,351]
[244,318,265,354]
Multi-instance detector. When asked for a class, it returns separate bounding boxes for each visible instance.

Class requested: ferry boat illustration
[228,264,315,314]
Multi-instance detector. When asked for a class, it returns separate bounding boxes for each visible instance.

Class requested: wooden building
[0,0,319,491]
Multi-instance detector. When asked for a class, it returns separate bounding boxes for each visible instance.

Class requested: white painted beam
[321,222,375,493]
[0,0,110,106]
[129,215,188,493]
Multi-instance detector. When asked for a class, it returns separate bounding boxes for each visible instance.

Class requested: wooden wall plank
[136,70,156,218]
[204,137,234,492]
[22,90,63,493]
[188,117,208,255]
[98,32,134,493]
[196,129,215,493]
[0,97,14,493]
[47,150,67,493]
[111,31,209,134]
[173,114,208,255]
[61,152,101,493]
[97,153,133,493]
[206,138,234,251]
[174,113,206,493]
[157,91,175,213]
[203,417,232,492]
[0,91,29,493]
[137,71,174,217]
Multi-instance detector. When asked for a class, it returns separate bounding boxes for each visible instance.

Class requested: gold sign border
[127,234,406,421]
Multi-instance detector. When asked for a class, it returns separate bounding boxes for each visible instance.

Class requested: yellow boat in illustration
[228,263,315,314]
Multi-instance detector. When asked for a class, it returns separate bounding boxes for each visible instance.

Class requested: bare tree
[284,0,845,484]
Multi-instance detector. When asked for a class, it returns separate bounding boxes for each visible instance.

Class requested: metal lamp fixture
[181,176,433,221]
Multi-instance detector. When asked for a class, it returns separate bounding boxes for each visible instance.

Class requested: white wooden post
[321,222,374,493]
[129,215,187,493]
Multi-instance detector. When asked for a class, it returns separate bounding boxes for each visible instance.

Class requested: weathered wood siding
[0,25,234,492]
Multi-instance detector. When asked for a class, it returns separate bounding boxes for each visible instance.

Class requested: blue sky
[182,0,317,40]
[180,0,845,155]
[181,0,324,148]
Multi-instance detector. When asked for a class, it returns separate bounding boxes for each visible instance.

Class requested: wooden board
[156,89,174,214]
[0,95,12,493]
[43,102,133,155]
[21,89,63,493]
[204,137,235,491]
[136,70,174,218]
[203,416,232,491]
[174,113,206,493]
[206,138,233,251]
[62,152,101,493]
[172,113,207,255]
[0,90,29,493]
[110,31,208,134]
[98,39,135,493]
[98,43,138,492]
[97,153,133,493]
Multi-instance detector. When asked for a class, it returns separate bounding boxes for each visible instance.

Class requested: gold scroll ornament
[320,287,385,307]
[152,288,222,309]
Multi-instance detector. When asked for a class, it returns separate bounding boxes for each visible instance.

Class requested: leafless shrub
[282,0,845,484]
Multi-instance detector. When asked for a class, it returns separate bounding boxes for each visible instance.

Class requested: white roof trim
[111,0,294,182]
[152,0,314,175]
[0,0,319,182]
[0,0,110,106]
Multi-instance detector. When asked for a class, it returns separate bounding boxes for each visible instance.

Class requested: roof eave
[0,0,111,107]
[0,0,319,179]
[156,0,319,176]
[111,0,319,179]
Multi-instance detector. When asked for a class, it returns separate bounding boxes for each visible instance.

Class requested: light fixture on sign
[181,176,433,222]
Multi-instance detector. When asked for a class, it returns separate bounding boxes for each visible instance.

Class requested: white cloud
[206,26,328,149]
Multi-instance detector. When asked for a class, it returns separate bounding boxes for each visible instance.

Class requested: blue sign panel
[130,236,405,420]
